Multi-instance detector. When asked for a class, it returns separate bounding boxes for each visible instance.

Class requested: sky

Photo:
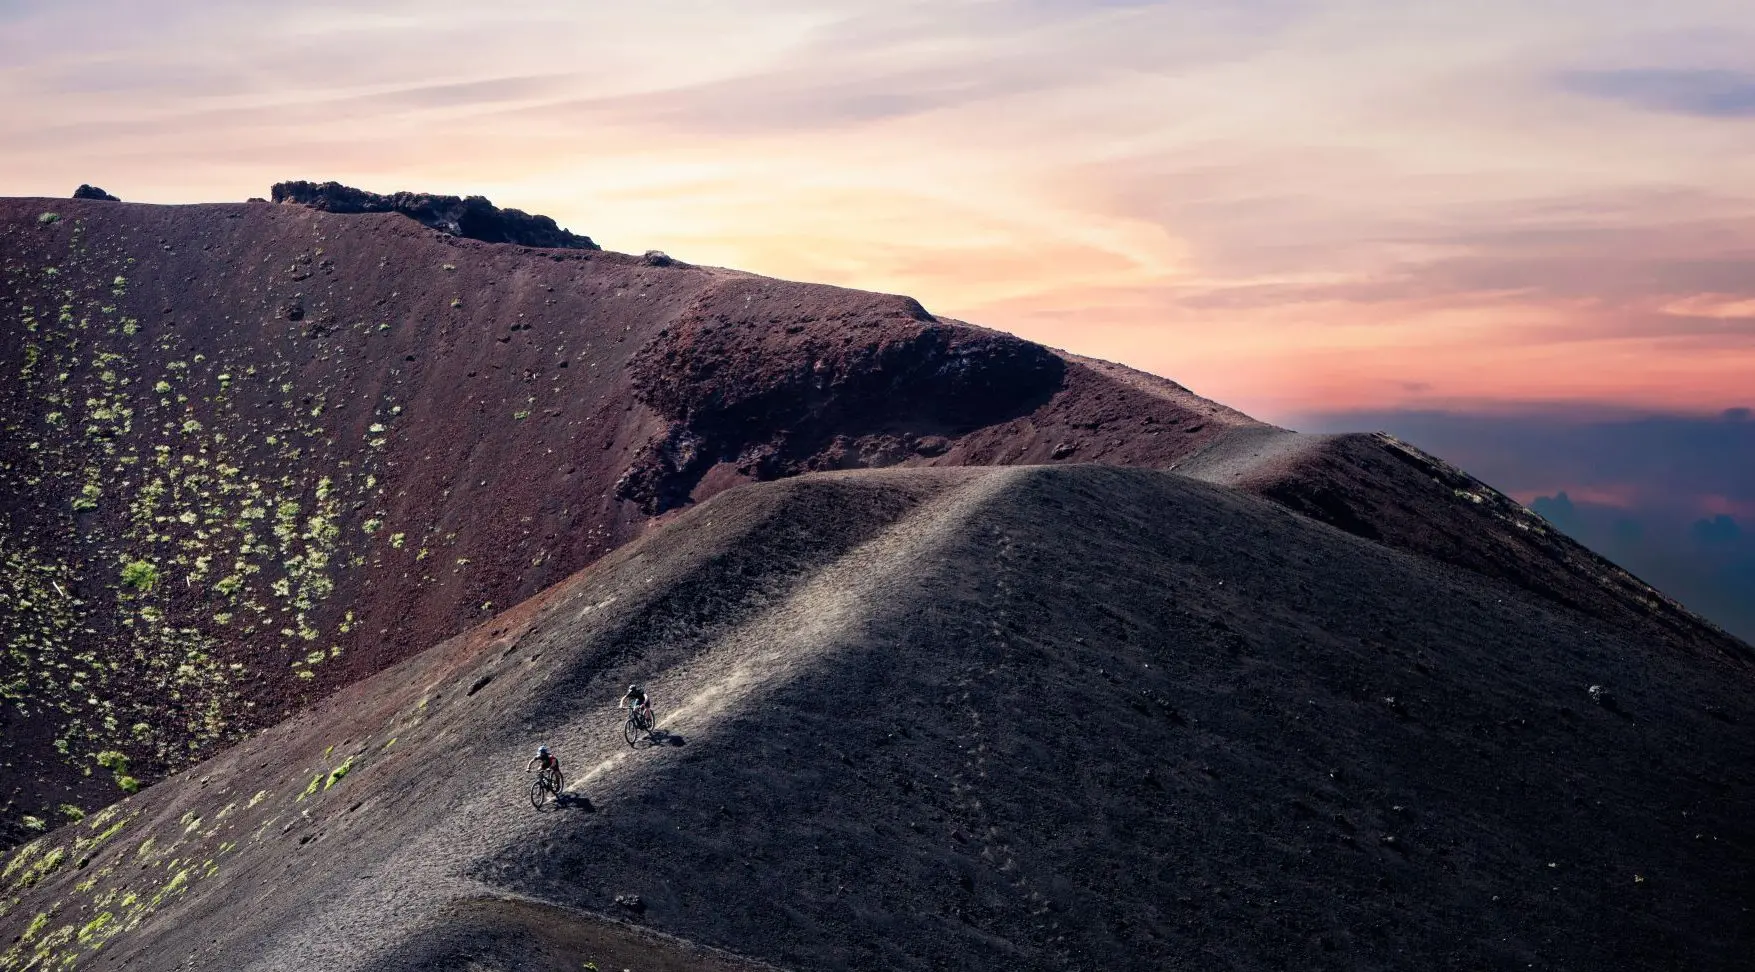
[4,0,1754,419]
[3,0,1752,632]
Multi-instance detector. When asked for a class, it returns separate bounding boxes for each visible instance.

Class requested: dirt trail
[393,895,788,971]
[1169,426,1333,485]
[243,468,1026,972]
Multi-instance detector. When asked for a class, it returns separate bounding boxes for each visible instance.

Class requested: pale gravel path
[245,467,1029,971]
[1167,426,1337,486]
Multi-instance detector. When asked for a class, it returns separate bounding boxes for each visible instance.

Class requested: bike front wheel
[529,778,550,810]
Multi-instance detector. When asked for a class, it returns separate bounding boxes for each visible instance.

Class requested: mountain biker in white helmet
[619,683,650,722]
[526,744,560,779]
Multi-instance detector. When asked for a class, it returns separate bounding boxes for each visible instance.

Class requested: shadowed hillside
[0,466,1750,971]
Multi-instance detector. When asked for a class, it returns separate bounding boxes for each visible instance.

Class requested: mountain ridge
[0,192,1262,842]
[0,187,1746,883]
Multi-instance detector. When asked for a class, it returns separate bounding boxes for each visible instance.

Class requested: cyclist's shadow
[647,729,687,748]
[552,792,596,812]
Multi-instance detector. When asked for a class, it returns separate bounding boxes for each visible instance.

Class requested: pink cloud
[7,0,1755,422]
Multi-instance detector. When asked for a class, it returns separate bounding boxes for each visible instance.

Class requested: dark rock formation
[270,180,598,250]
[619,282,1066,513]
[72,185,119,201]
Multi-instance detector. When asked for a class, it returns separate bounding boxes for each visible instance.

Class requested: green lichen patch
[1,230,404,811]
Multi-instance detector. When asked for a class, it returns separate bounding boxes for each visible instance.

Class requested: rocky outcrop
[618,281,1066,513]
[71,184,119,201]
[269,180,599,249]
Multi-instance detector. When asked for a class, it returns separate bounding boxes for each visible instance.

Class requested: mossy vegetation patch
[0,213,409,834]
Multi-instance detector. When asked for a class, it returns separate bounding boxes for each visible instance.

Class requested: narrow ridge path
[1169,426,1336,485]
[246,468,1028,972]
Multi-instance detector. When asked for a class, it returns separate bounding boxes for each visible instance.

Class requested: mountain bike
[529,764,563,809]
[624,702,655,748]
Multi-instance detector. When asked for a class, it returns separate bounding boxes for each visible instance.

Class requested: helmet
[537,745,549,757]
[629,684,641,694]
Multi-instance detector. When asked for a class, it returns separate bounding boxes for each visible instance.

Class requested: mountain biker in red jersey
[526,744,560,778]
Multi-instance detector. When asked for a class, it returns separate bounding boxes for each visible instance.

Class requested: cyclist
[619,683,650,724]
[526,744,561,781]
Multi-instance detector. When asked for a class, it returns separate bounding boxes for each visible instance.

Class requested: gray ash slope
[3,465,1752,971]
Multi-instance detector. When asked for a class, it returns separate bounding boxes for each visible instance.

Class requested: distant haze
[1295,407,1755,643]
[3,0,1754,419]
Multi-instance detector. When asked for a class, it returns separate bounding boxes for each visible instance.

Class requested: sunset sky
[5,0,1753,422]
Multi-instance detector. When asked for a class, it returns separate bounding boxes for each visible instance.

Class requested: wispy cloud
[6,0,1755,418]
[1558,68,1755,118]
[521,61,1065,136]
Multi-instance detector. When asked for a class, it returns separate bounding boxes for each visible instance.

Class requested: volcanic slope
[0,195,1256,838]
[2,466,1752,972]
[1,191,1744,851]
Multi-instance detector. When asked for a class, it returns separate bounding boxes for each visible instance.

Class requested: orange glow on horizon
[4,0,1754,422]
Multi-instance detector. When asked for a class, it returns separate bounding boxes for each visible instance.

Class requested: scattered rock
[914,436,950,457]
[1588,685,1615,709]
[304,310,338,340]
[1132,688,1186,725]
[613,893,644,913]
[71,185,119,202]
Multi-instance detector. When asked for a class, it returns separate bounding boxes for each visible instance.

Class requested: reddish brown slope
[0,195,1255,840]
